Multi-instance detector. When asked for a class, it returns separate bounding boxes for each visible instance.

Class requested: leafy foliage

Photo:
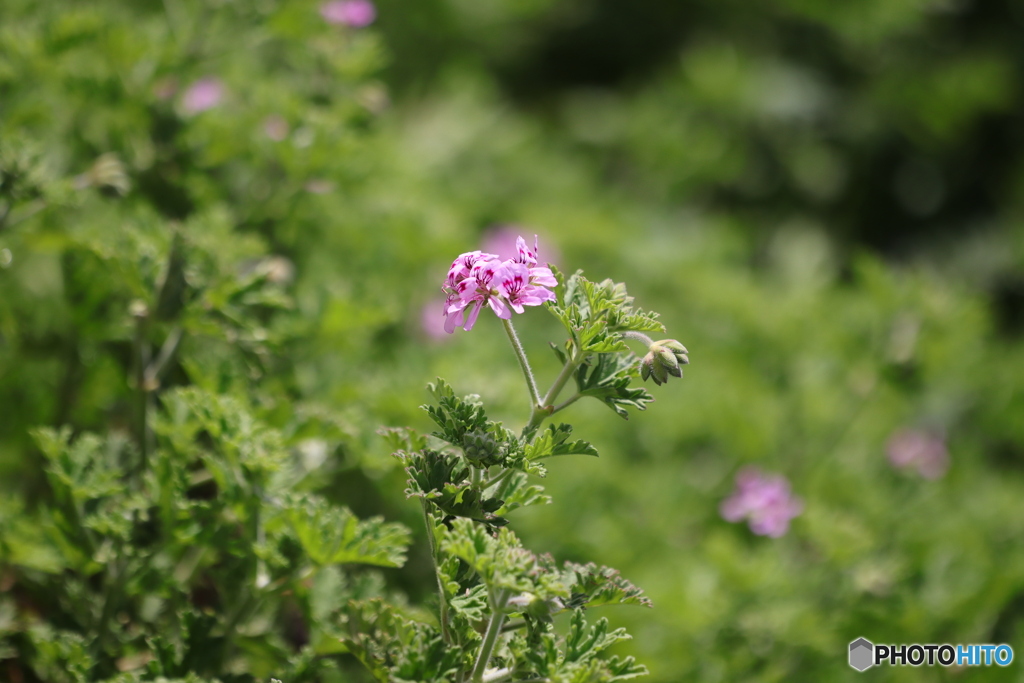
[285,495,410,568]
[508,610,648,683]
[549,271,664,354]
[573,353,655,420]
[5,0,1020,681]
[399,448,509,526]
[341,600,464,683]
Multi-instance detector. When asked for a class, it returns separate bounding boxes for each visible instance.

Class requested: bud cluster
[640,339,690,385]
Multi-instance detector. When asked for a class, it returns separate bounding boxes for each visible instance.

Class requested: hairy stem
[502,318,541,412]
[422,501,451,643]
[472,587,512,682]
[620,330,655,347]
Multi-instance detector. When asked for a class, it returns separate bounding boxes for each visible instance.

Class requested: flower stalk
[502,318,541,412]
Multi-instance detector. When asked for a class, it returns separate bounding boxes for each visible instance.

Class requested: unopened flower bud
[462,430,503,467]
[640,339,689,386]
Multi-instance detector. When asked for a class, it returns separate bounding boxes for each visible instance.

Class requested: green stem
[480,467,516,492]
[131,304,151,465]
[472,587,512,682]
[501,619,527,633]
[144,325,183,389]
[422,501,451,643]
[502,318,541,412]
[549,393,582,415]
[525,352,582,432]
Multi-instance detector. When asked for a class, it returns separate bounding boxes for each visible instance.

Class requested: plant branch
[502,318,541,412]
[549,392,582,415]
[525,351,582,432]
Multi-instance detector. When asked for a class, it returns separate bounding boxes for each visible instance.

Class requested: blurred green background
[2,0,1024,680]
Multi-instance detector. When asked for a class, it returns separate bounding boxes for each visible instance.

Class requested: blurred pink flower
[886,429,949,479]
[320,0,376,27]
[182,77,223,114]
[263,115,289,141]
[421,299,451,341]
[721,467,803,537]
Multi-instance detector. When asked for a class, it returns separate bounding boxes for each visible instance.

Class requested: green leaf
[33,428,127,505]
[549,272,664,355]
[507,610,648,682]
[565,562,652,609]
[525,423,599,460]
[342,599,463,683]
[449,583,489,624]
[575,354,655,419]
[562,610,648,681]
[398,449,509,526]
[422,379,488,446]
[491,471,551,515]
[285,494,409,567]
[421,380,522,468]
[441,519,571,600]
[378,426,428,454]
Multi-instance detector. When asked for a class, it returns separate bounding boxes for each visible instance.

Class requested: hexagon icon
[849,637,874,671]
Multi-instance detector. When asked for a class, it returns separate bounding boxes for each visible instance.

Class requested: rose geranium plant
[345,236,689,682]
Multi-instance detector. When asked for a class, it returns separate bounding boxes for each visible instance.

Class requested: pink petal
[488,297,511,319]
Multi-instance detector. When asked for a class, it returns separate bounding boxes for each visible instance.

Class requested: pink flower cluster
[886,429,948,479]
[720,467,803,537]
[442,236,557,333]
